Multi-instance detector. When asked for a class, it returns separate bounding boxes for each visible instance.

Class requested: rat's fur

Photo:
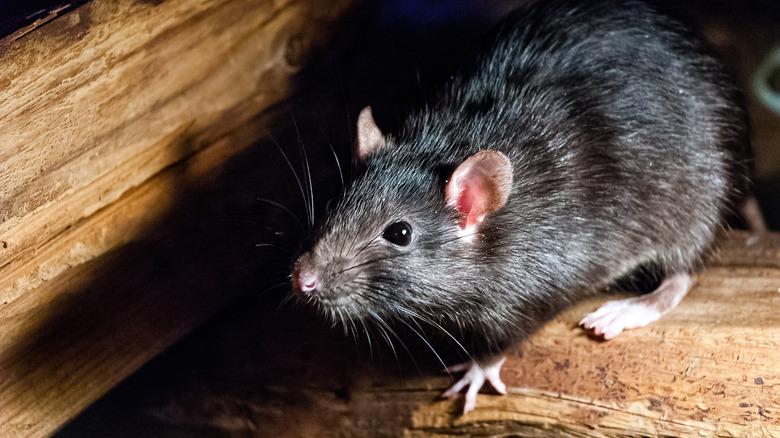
[293,0,749,361]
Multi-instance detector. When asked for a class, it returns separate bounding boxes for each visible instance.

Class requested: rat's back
[394,0,748,287]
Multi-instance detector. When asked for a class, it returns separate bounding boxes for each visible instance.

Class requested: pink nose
[294,270,319,294]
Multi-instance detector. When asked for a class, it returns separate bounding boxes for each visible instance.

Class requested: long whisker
[261,282,294,304]
[269,134,311,227]
[337,251,412,275]
[362,318,374,359]
[256,198,306,233]
[331,150,345,192]
[396,318,448,371]
[255,243,289,250]
[398,306,473,362]
[368,311,398,363]
[369,310,422,375]
[343,310,355,338]
[277,292,298,313]
[352,231,384,260]
[290,113,315,229]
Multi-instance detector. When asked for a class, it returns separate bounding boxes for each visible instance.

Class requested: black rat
[291,0,751,413]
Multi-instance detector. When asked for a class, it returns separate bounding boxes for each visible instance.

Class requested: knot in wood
[284,32,309,70]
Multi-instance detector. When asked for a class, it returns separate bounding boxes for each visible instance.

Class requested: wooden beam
[65,231,780,437]
[0,0,333,302]
[253,231,780,437]
[0,0,360,436]
[407,232,780,436]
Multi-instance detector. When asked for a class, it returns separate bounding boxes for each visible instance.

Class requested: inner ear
[445,150,513,232]
[355,106,386,163]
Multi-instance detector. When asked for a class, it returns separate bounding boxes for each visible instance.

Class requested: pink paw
[580,273,693,340]
[579,296,662,339]
[442,356,507,414]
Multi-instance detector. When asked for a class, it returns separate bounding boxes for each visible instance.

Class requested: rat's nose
[293,269,319,294]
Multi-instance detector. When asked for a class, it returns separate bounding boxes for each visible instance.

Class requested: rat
[291,0,751,414]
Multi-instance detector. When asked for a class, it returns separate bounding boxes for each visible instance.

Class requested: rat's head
[292,107,513,326]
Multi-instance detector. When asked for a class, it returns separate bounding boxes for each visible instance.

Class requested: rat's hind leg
[579,272,694,340]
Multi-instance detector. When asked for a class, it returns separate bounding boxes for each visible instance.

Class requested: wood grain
[405,232,780,437]
[0,0,350,304]
[0,0,358,436]
[299,232,780,438]
[101,231,780,438]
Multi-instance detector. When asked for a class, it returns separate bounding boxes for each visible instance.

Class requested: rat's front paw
[442,356,507,414]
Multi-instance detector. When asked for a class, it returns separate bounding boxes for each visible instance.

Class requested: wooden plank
[276,231,780,437]
[71,231,780,437]
[0,0,360,436]
[400,232,780,437]
[0,0,352,304]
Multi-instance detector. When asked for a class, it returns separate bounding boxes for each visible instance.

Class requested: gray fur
[293,0,750,359]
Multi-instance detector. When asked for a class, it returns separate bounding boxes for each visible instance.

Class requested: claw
[442,356,507,414]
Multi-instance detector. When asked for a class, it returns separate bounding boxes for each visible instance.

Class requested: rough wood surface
[0,0,359,436]
[0,0,343,305]
[404,232,780,437]
[58,231,780,438]
[278,231,780,438]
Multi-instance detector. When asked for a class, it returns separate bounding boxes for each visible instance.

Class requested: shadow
[0,1,91,41]
[20,1,506,436]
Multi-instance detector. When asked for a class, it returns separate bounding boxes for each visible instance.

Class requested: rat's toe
[441,356,508,414]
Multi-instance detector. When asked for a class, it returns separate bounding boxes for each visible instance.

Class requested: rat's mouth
[292,283,372,322]
[290,278,346,301]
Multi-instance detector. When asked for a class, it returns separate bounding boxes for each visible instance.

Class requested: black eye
[382,221,412,246]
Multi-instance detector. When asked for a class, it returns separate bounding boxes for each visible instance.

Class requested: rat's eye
[382,221,412,246]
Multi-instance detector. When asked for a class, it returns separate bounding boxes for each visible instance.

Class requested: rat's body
[292,0,749,413]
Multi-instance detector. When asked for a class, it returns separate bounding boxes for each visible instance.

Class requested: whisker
[369,310,421,375]
[255,243,289,250]
[351,231,383,260]
[269,134,312,229]
[256,198,306,233]
[277,292,298,313]
[368,312,398,362]
[362,318,374,359]
[397,318,448,371]
[399,306,473,363]
[260,282,294,301]
[326,139,345,191]
[356,282,397,303]
[338,250,411,275]
[289,112,315,229]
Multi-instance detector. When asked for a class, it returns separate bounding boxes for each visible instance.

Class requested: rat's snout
[292,256,320,295]
[293,269,319,294]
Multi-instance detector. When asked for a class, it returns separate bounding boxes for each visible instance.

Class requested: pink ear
[355,106,386,162]
[446,150,513,232]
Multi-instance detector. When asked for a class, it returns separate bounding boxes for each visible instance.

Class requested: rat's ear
[355,106,386,163]
[446,150,513,233]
